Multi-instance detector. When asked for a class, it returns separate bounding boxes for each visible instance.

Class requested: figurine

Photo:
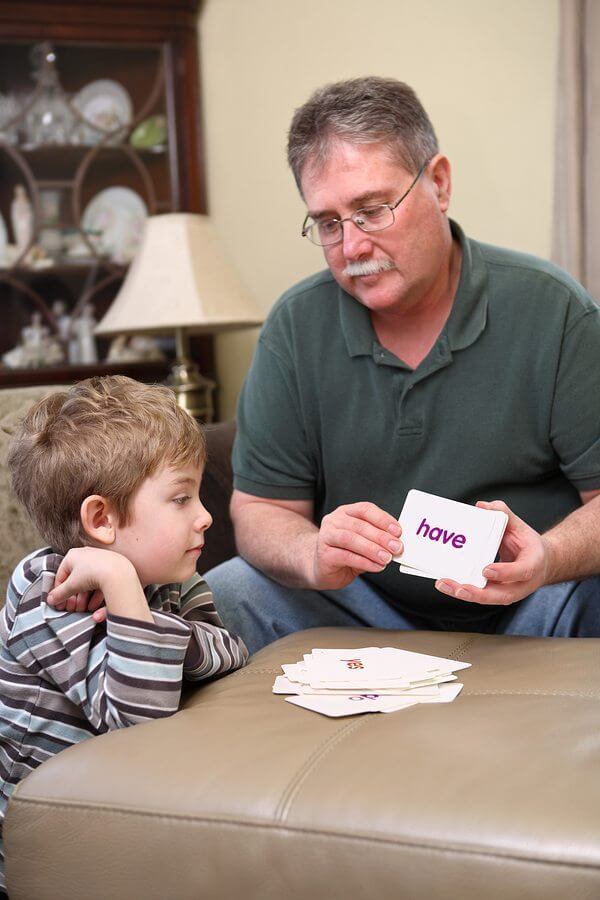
[51,299,72,344]
[72,303,98,364]
[0,211,7,266]
[11,185,34,256]
[2,311,64,369]
[106,334,166,363]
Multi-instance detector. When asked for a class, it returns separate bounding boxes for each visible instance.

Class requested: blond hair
[8,376,206,555]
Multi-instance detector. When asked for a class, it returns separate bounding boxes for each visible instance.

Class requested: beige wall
[199,0,559,420]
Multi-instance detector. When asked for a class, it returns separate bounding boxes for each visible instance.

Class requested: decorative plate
[130,114,168,151]
[81,186,147,264]
[72,79,133,145]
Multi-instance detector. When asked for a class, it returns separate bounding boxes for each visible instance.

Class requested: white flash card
[285,694,419,717]
[394,490,508,588]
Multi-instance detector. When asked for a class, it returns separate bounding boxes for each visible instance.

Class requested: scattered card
[394,489,508,588]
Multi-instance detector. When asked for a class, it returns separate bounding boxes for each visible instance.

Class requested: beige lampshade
[95,213,262,336]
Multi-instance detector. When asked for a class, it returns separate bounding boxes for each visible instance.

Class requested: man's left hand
[435,499,551,606]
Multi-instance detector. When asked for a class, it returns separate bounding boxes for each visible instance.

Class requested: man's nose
[341,219,372,258]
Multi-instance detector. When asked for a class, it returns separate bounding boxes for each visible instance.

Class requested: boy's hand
[47,547,152,624]
[47,584,107,623]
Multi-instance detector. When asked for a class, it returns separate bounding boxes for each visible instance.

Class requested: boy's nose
[194,501,213,532]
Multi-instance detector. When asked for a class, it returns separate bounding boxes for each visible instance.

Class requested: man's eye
[359,206,387,221]
[318,219,339,235]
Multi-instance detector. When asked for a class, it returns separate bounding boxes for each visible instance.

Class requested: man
[206,77,600,653]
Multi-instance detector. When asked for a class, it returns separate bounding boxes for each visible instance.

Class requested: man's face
[300,140,452,316]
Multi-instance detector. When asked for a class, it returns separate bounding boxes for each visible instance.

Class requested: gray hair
[287,76,439,193]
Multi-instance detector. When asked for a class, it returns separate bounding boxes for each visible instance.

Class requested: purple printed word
[416,517,466,549]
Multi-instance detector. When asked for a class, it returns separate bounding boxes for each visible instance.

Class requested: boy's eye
[173,495,191,505]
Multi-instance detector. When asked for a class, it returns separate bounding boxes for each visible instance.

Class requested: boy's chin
[145,561,197,586]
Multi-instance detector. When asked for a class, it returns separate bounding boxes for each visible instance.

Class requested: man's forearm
[233,502,319,588]
[543,495,600,584]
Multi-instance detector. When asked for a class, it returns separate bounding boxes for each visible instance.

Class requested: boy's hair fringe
[8,375,206,555]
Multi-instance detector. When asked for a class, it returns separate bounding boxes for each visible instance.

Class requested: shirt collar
[339,218,489,359]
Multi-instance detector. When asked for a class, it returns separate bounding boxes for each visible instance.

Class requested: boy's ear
[80,495,118,546]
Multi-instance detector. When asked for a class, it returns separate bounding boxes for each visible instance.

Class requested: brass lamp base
[167,329,216,422]
[167,361,215,422]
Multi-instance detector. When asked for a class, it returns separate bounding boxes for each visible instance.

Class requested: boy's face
[111,462,212,586]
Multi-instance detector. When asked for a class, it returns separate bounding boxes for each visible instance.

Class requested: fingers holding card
[394,490,508,588]
[314,501,403,588]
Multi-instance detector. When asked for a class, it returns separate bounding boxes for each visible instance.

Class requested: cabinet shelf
[0,261,120,275]
[17,144,167,157]
[0,359,171,389]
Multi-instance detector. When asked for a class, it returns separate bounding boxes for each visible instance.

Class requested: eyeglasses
[301,160,428,247]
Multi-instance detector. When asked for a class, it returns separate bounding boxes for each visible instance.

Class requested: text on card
[416,517,466,549]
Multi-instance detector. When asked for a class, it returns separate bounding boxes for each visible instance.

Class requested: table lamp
[95,213,263,421]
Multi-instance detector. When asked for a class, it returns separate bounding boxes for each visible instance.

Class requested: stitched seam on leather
[205,666,281,686]
[8,798,600,872]
[274,719,366,822]
[446,635,477,660]
[466,689,600,698]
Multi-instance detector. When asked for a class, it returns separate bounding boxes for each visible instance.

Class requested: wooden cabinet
[0,0,212,388]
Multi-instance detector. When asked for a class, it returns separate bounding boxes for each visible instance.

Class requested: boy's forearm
[102,565,153,623]
[175,576,249,677]
[183,623,248,679]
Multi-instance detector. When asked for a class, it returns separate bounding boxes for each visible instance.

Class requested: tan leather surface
[6,628,600,899]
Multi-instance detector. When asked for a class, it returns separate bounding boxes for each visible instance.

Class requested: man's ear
[80,495,118,546]
[428,153,452,213]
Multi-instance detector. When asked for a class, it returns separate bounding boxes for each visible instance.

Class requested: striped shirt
[0,547,248,890]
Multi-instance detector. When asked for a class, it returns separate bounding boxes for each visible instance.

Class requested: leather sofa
[2,385,600,899]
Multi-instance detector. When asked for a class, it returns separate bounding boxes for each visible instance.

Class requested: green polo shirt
[233,221,600,622]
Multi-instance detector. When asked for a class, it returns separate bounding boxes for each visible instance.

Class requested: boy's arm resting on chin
[47,547,153,623]
[20,552,197,731]
[158,574,249,679]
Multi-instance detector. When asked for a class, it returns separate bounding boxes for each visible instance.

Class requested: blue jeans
[204,556,600,654]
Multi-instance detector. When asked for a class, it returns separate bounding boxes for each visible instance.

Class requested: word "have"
[416,517,466,549]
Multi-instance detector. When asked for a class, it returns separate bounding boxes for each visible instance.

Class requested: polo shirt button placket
[397,380,423,437]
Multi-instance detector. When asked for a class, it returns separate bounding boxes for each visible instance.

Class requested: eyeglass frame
[300,159,430,247]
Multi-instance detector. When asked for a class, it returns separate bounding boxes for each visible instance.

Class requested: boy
[0,376,248,897]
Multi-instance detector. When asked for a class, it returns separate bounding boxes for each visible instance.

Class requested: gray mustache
[343,258,396,277]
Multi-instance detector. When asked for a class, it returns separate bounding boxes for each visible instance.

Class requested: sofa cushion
[6,628,600,899]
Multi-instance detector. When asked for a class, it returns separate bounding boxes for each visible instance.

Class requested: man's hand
[435,500,550,606]
[47,547,152,623]
[313,501,403,590]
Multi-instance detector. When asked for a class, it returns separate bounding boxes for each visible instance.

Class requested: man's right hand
[312,501,403,590]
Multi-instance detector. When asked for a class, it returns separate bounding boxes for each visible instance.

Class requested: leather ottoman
[5,628,600,899]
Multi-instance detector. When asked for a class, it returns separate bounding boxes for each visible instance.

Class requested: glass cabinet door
[0,30,210,388]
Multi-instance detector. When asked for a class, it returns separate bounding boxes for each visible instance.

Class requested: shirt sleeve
[551,304,600,492]
[154,575,249,681]
[233,332,316,500]
[18,583,193,732]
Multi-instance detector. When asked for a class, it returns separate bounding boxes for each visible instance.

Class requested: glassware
[23,43,74,148]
